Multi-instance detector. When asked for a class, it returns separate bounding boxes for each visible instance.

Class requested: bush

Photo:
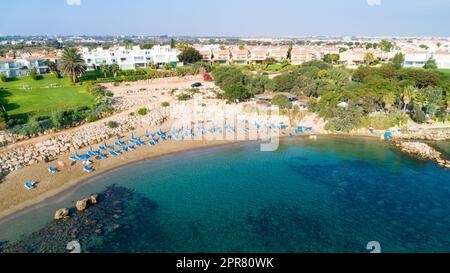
[86,114,99,123]
[161,101,170,107]
[28,70,39,80]
[0,107,7,130]
[0,74,7,82]
[107,121,119,128]
[137,107,148,116]
[271,94,291,108]
[223,83,251,103]
[86,84,107,96]
[51,110,64,130]
[412,109,427,123]
[177,93,192,101]
[325,107,363,132]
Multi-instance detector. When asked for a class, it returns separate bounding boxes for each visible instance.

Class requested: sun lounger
[83,166,93,173]
[99,153,107,159]
[69,156,78,161]
[24,181,36,190]
[82,160,92,165]
[48,167,58,173]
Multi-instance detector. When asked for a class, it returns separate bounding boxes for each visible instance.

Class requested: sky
[1,0,450,37]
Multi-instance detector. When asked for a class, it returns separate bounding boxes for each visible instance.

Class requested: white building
[433,50,450,69]
[150,45,180,66]
[81,45,181,70]
[403,50,431,68]
[81,45,152,70]
[0,58,26,77]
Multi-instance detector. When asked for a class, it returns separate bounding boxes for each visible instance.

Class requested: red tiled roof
[25,56,46,61]
[213,50,229,55]
[231,50,248,55]
[434,50,450,55]
[251,49,266,54]
[0,57,14,62]
[43,55,60,59]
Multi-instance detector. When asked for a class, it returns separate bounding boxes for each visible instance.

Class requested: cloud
[66,0,81,6]
[366,0,381,6]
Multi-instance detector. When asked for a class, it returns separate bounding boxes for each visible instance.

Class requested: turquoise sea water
[1,137,450,253]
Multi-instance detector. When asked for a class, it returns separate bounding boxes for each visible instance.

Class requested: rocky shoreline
[0,107,169,179]
[392,141,450,169]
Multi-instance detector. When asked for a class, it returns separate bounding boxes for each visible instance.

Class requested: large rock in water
[54,208,70,220]
[76,198,89,212]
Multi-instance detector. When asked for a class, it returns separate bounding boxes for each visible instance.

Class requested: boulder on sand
[54,208,70,220]
[76,198,89,212]
[89,194,98,205]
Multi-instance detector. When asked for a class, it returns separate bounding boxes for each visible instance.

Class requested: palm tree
[111,64,121,78]
[99,64,110,78]
[402,85,415,113]
[59,48,86,83]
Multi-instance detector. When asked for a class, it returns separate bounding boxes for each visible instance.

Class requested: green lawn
[0,74,95,119]
[438,69,450,75]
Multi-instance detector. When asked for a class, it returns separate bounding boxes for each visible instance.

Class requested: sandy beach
[0,124,237,221]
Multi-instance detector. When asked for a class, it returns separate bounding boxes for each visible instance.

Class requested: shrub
[0,74,7,82]
[325,107,363,132]
[0,107,7,130]
[412,109,427,123]
[223,83,251,103]
[137,107,148,116]
[86,84,107,96]
[51,110,64,130]
[129,112,135,116]
[177,93,192,101]
[161,102,170,107]
[28,69,39,80]
[86,114,99,123]
[271,94,291,108]
[107,121,119,128]
[187,88,200,94]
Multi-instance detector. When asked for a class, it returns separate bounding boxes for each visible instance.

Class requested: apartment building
[433,50,450,69]
[249,48,268,64]
[81,45,180,70]
[212,50,231,65]
[230,49,249,65]
[150,45,180,67]
[21,56,48,74]
[0,58,26,77]
[198,49,213,62]
[268,47,288,62]
[290,48,317,65]
[339,48,367,66]
[403,50,431,68]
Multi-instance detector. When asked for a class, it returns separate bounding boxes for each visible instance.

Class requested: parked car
[191,82,202,88]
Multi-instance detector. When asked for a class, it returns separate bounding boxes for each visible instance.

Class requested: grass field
[0,74,95,119]
[438,69,450,75]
